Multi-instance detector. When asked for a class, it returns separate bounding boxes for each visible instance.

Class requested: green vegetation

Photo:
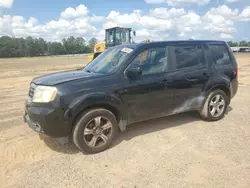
[227,41,250,47]
[0,36,249,58]
[0,36,98,58]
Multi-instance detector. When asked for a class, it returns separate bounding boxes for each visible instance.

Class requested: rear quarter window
[209,44,232,65]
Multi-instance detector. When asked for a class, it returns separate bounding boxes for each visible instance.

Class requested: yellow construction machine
[88,27,150,62]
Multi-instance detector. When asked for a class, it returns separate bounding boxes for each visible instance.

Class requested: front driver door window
[129,47,168,75]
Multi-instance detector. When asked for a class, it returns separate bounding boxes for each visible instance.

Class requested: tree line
[227,41,250,47]
[0,35,250,58]
[0,36,98,58]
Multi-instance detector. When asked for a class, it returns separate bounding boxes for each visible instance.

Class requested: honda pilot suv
[24,40,238,153]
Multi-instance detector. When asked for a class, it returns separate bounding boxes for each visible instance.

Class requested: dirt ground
[0,54,250,188]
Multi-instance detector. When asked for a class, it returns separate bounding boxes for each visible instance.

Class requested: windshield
[83,47,132,74]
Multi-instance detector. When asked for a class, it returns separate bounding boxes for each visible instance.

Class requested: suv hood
[32,69,102,86]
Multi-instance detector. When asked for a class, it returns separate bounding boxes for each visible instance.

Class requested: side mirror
[125,66,142,80]
[133,31,136,37]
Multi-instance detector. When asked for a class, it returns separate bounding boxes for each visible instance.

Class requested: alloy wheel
[209,94,226,118]
[83,116,113,148]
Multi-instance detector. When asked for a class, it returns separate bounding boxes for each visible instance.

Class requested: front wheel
[73,109,118,154]
[200,89,228,121]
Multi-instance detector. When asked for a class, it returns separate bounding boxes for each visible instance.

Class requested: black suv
[24,40,238,153]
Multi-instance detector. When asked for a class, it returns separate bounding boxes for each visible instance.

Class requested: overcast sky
[0,0,250,42]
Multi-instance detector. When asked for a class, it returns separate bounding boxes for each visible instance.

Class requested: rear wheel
[73,109,118,154]
[200,89,228,121]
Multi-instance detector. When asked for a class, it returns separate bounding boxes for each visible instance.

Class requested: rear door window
[209,45,232,65]
[174,45,205,70]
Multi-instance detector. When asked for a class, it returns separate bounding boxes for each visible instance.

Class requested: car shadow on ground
[111,111,200,149]
[39,134,80,154]
[111,106,233,149]
[40,106,233,154]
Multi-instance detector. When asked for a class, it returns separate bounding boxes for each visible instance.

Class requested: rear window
[209,44,232,65]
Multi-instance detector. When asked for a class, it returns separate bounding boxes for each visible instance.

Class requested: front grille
[28,83,37,100]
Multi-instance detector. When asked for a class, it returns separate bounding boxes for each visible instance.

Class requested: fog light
[34,123,44,133]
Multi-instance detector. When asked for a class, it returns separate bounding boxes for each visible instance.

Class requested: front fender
[63,92,127,125]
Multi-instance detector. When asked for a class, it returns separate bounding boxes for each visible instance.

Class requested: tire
[73,108,118,154]
[200,89,229,121]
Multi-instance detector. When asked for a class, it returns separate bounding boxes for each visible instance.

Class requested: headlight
[32,86,57,103]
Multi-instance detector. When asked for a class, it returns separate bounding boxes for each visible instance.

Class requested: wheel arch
[70,103,126,134]
[65,92,128,134]
[200,84,230,121]
[205,84,231,103]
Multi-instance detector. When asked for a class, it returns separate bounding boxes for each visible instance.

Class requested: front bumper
[229,79,238,102]
[24,111,45,133]
[23,101,70,138]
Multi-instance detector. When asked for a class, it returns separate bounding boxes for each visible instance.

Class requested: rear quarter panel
[203,41,237,99]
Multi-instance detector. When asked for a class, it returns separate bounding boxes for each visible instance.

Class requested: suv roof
[141,40,226,46]
[118,40,227,49]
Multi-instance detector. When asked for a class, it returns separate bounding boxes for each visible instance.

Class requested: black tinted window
[174,45,205,69]
[209,45,231,65]
[128,47,168,75]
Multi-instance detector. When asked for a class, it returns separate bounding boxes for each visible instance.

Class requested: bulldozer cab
[105,27,133,48]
